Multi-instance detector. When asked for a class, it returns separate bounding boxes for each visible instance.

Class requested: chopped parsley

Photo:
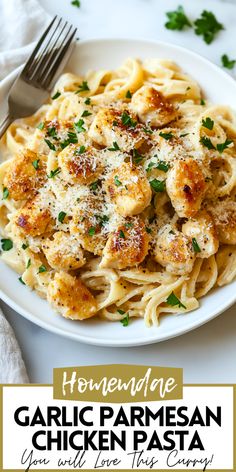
[90,181,99,191]
[194,11,224,44]
[119,230,125,239]
[202,117,214,130]
[22,243,29,250]
[74,119,86,133]
[75,145,86,155]
[125,222,134,229]
[75,81,90,94]
[216,138,233,153]
[145,226,152,234]
[37,122,44,130]
[38,265,47,273]
[159,131,173,140]
[47,126,57,138]
[18,276,26,285]
[221,54,236,70]
[2,187,9,199]
[126,90,132,99]
[58,211,66,223]
[88,227,96,236]
[120,312,129,327]
[192,238,201,253]
[143,126,153,135]
[200,99,206,106]
[95,214,109,227]
[32,159,40,170]
[114,175,122,186]
[47,168,61,178]
[44,139,56,151]
[51,91,61,100]
[166,291,186,309]
[81,110,92,117]
[156,160,169,172]
[200,136,215,150]
[26,258,31,269]
[108,141,120,151]
[84,97,91,105]
[150,179,166,192]
[121,111,137,128]
[133,149,143,165]
[71,0,80,7]
[165,5,191,31]
[1,238,13,251]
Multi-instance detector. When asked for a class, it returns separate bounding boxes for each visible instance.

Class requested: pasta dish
[1,58,236,327]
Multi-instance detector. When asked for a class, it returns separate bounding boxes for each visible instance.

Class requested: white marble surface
[1,0,236,383]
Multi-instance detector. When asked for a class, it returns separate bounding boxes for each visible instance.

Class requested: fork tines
[21,16,77,90]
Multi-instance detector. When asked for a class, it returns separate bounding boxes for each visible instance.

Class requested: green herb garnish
[194,11,224,44]
[75,145,86,155]
[216,139,233,153]
[166,291,186,309]
[1,238,13,251]
[2,187,9,199]
[121,111,137,128]
[145,227,152,234]
[75,81,90,94]
[119,230,126,239]
[37,122,44,130]
[26,258,31,269]
[192,238,201,253]
[44,139,56,151]
[90,181,99,191]
[22,243,29,250]
[88,227,96,236]
[18,276,26,285]
[47,168,61,178]
[150,179,166,192]
[74,119,86,133]
[32,159,40,170]
[202,117,214,130]
[81,110,92,117]
[126,90,132,99]
[108,141,120,151]
[38,265,47,273]
[120,312,129,327]
[156,160,169,172]
[84,97,91,105]
[165,5,191,31]
[71,0,80,7]
[221,54,236,70]
[200,136,215,150]
[133,149,143,164]
[52,91,61,100]
[114,175,122,186]
[159,131,173,140]
[200,99,206,106]
[143,126,153,135]
[58,211,66,223]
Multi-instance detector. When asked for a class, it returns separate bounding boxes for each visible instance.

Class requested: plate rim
[1,36,236,347]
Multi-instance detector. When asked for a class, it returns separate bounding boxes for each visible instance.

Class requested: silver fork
[0,16,77,138]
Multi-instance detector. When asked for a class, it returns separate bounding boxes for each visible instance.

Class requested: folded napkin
[0,0,51,383]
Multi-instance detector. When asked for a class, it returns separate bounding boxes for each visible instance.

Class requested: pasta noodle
[1,57,236,326]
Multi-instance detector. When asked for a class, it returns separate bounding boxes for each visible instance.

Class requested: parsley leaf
[47,168,61,178]
[75,81,90,94]
[132,149,143,165]
[194,11,224,44]
[38,265,47,274]
[1,238,13,251]
[71,0,80,7]
[120,312,129,327]
[200,99,206,106]
[52,91,61,100]
[58,211,66,223]
[44,139,56,151]
[84,97,91,105]
[192,238,201,253]
[22,243,29,250]
[156,160,169,172]
[166,291,186,309]
[121,111,137,128]
[202,117,214,130]
[32,159,40,170]
[19,276,26,285]
[143,126,153,135]
[159,131,173,140]
[126,90,132,99]
[75,145,86,155]
[114,175,122,186]
[221,54,236,70]
[200,136,215,150]
[88,227,96,236]
[216,139,233,153]
[90,181,99,191]
[108,141,120,151]
[26,258,31,269]
[2,187,9,199]
[74,119,86,133]
[150,179,166,192]
[81,110,92,117]
[37,122,44,130]
[165,5,191,31]
[119,230,125,239]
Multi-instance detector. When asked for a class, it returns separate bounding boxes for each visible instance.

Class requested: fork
[0,16,77,138]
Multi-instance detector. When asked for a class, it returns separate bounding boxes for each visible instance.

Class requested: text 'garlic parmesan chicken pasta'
[1,58,236,327]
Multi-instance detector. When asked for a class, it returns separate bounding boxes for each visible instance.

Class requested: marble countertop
[2,0,236,383]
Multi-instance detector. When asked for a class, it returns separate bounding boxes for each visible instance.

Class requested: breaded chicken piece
[209,200,236,245]
[42,231,86,271]
[47,272,97,320]
[15,195,53,237]
[131,86,177,127]
[100,217,149,269]
[3,149,46,201]
[182,211,219,258]
[166,158,207,218]
[105,162,151,216]
[70,195,108,255]
[88,107,146,151]
[58,144,103,185]
[154,224,195,275]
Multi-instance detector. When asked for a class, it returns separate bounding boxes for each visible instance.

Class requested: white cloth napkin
[0,0,51,383]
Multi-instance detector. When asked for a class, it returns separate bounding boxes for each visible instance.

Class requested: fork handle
[0,114,13,139]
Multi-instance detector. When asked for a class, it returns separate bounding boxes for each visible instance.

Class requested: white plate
[1,38,236,347]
